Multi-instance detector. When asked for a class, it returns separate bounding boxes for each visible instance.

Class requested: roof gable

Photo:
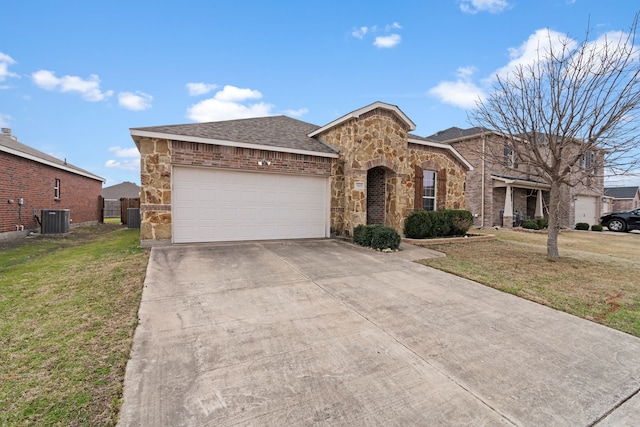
[308,101,416,137]
[0,134,105,182]
[131,116,338,157]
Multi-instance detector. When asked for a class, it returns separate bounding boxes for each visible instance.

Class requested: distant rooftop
[604,186,640,199]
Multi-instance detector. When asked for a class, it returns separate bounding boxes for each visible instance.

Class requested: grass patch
[418,230,640,337]
[0,224,149,426]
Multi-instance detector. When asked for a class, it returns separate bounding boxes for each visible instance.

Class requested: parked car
[599,208,640,232]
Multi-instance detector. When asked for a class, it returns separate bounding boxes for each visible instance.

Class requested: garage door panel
[172,167,329,243]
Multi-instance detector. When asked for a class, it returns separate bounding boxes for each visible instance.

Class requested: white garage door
[574,195,598,226]
[172,167,330,243]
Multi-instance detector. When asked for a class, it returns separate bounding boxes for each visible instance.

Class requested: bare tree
[470,15,640,259]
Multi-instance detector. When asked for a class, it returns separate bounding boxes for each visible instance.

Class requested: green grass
[418,230,640,337]
[0,224,149,426]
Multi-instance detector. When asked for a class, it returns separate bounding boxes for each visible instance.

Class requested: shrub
[591,224,604,232]
[404,211,433,239]
[353,224,369,246]
[447,210,473,236]
[353,224,391,248]
[521,219,540,230]
[535,218,548,229]
[370,226,401,250]
[575,222,590,230]
[404,209,473,239]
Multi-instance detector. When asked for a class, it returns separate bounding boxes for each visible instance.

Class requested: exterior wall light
[257,159,272,166]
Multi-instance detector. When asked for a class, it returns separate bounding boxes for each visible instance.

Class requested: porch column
[502,185,514,228]
[535,189,544,218]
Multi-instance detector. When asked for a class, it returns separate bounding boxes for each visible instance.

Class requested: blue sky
[1,0,639,186]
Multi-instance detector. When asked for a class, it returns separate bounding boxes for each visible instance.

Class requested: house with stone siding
[0,128,105,240]
[428,127,605,229]
[130,102,472,246]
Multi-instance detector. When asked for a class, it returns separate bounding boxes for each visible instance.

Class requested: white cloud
[186,85,274,122]
[283,108,309,117]
[429,80,485,109]
[352,23,402,48]
[386,22,402,31]
[186,82,219,96]
[105,159,140,171]
[374,34,402,48]
[459,0,511,14]
[489,28,575,82]
[31,70,113,101]
[105,145,140,171]
[0,52,18,82]
[118,91,152,111]
[108,146,140,158]
[352,26,369,39]
[0,113,12,127]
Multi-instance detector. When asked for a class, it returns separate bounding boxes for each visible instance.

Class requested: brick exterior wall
[0,150,103,234]
[451,133,604,228]
[138,137,333,245]
[366,167,386,224]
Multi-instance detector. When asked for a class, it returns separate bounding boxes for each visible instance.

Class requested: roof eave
[408,137,474,171]
[130,129,339,159]
[308,101,416,137]
[0,144,105,183]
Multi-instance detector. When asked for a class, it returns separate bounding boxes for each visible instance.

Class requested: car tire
[607,218,627,232]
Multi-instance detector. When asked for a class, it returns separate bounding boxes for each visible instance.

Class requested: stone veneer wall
[319,109,467,236]
[138,137,333,245]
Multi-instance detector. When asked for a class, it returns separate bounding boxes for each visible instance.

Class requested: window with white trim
[54,178,61,199]
[504,143,518,169]
[422,170,436,211]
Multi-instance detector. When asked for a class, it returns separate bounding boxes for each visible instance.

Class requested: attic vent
[1,128,11,135]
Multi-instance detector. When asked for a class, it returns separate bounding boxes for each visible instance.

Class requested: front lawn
[418,229,640,337]
[0,224,149,426]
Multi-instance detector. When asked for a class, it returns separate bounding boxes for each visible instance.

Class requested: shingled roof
[103,181,140,199]
[427,127,488,142]
[604,186,640,199]
[130,116,338,156]
[0,132,105,182]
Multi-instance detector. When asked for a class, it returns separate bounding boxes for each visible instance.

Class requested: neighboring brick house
[428,127,605,228]
[0,128,105,239]
[604,186,640,212]
[130,102,472,246]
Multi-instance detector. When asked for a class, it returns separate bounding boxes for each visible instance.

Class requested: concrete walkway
[118,240,640,426]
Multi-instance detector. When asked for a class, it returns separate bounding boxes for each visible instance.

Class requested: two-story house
[428,127,605,229]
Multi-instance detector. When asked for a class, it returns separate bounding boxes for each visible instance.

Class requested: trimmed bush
[353,224,398,249]
[575,222,590,230]
[404,210,433,239]
[447,210,474,236]
[591,224,604,232]
[353,224,369,246]
[370,226,401,250]
[404,209,473,239]
[535,218,548,229]
[521,219,540,230]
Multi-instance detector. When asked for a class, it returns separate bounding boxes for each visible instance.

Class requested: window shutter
[437,169,447,210]
[414,166,423,210]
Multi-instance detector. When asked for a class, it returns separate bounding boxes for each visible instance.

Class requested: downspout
[481,134,486,228]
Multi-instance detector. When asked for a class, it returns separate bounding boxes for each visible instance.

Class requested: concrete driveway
[118,239,640,426]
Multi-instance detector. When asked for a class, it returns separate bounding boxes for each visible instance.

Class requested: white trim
[0,144,105,182]
[130,129,339,159]
[491,175,551,190]
[408,137,474,171]
[308,101,416,137]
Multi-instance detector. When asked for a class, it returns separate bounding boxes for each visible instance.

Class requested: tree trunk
[546,180,562,259]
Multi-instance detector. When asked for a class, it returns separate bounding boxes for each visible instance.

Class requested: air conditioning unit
[41,209,70,234]
[127,208,141,229]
